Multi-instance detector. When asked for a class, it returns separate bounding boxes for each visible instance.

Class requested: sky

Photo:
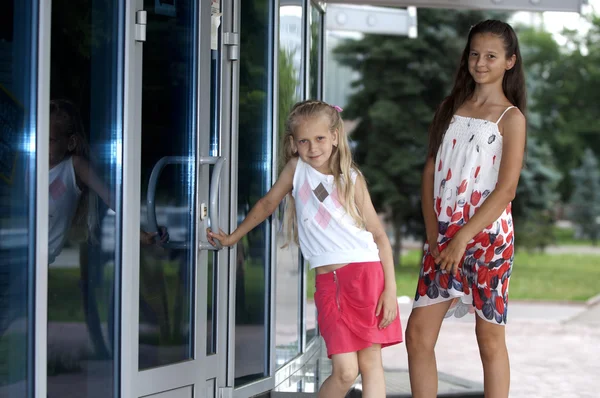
[511,0,599,45]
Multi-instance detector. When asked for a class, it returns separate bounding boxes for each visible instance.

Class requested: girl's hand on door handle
[207,228,234,248]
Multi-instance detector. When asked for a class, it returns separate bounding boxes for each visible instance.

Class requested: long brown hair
[281,100,365,244]
[50,99,99,242]
[427,20,527,157]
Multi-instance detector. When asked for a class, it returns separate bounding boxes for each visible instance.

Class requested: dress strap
[495,106,517,124]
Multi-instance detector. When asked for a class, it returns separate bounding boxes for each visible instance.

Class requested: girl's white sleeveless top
[292,157,380,269]
[48,156,81,264]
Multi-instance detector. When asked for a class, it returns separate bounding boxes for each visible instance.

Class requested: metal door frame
[120,0,230,396]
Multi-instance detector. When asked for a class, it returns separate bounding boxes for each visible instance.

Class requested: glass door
[122,0,230,397]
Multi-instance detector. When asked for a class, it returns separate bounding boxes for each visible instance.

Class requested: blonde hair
[282,100,366,244]
[50,99,99,243]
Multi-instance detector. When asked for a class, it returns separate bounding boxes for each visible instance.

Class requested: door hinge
[218,387,234,398]
[135,10,147,42]
[223,32,240,61]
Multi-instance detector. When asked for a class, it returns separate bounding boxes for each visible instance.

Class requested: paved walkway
[376,299,600,398]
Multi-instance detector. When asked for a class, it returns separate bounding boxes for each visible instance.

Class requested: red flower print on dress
[494,234,505,247]
[506,231,514,243]
[438,159,442,171]
[474,248,484,259]
[424,254,436,274]
[453,139,457,149]
[482,287,492,299]
[474,166,481,178]
[477,267,488,286]
[471,190,482,206]
[439,273,450,289]
[436,197,442,215]
[495,296,505,313]
[446,168,452,181]
[502,219,509,233]
[417,278,428,296]
[485,246,495,263]
[474,231,491,247]
[502,244,514,260]
[451,211,462,223]
[458,179,468,195]
[446,223,461,238]
[464,203,471,222]
[446,206,453,217]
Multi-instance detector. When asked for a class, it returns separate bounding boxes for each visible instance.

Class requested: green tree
[522,16,600,201]
[333,9,500,265]
[569,149,600,245]
[512,137,562,251]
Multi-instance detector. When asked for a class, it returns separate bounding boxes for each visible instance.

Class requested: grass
[45,245,600,326]
[553,226,596,246]
[306,249,600,303]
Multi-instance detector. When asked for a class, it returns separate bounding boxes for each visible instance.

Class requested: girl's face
[291,114,338,174]
[468,33,516,85]
[49,125,74,167]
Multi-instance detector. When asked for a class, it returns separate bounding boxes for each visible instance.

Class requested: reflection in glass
[45,1,123,397]
[139,0,197,370]
[309,4,322,100]
[235,0,274,385]
[275,236,301,368]
[0,2,36,396]
[276,1,304,369]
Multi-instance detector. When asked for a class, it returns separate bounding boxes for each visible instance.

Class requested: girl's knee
[406,319,436,354]
[476,322,506,360]
[332,363,359,387]
[357,345,383,374]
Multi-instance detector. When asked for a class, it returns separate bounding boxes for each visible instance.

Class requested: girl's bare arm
[355,175,397,328]
[421,156,439,254]
[208,157,297,247]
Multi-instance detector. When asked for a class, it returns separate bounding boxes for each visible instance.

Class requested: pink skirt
[314,261,403,358]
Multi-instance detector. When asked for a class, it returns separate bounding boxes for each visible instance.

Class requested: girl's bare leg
[358,344,385,398]
[475,316,510,398]
[406,300,453,398]
[318,352,359,398]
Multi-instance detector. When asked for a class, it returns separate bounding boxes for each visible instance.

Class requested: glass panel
[309,4,322,100]
[207,0,222,356]
[46,1,123,397]
[305,260,318,343]
[276,0,303,369]
[306,3,322,344]
[235,0,274,385]
[139,0,198,370]
[0,1,36,396]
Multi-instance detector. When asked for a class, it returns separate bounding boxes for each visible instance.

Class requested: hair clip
[331,105,343,112]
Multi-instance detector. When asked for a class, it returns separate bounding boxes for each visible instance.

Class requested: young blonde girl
[209,100,402,397]
[406,20,527,398]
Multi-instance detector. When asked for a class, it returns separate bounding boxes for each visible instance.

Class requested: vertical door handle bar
[146,156,226,251]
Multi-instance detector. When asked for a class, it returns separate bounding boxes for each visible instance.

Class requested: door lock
[200,203,208,221]
[135,10,147,42]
